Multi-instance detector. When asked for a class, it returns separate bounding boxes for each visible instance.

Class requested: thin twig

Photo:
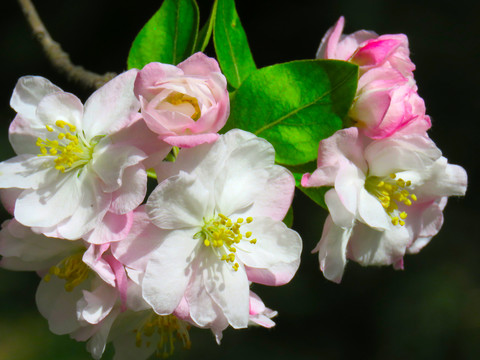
[17,0,117,89]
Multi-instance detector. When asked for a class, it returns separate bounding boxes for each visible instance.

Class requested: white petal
[325,188,356,228]
[36,92,84,130]
[85,211,133,245]
[111,311,159,360]
[86,308,120,360]
[108,165,147,215]
[35,275,83,334]
[54,172,111,239]
[214,133,275,216]
[203,255,250,329]
[0,219,82,268]
[10,76,62,122]
[357,188,390,230]
[244,165,295,221]
[91,140,146,193]
[154,140,217,184]
[9,114,50,155]
[14,171,82,228]
[0,154,56,189]
[142,229,198,314]
[415,157,467,199]
[82,70,140,138]
[125,281,151,311]
[236,217,302,286]
[347,221,410,266]
[77,283,117,324]
[314,215,352,283]
[187,268,226,329]
[110,207,163,272]
[147,171,212,229]
[366,135,441,176]
[334,162,365,216]
[0,188,22,214]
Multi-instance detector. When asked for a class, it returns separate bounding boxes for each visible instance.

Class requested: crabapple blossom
[0,219,125,358]
[134,52,230,148]
[301,127,467,283]
[317,16,430,139]
[0,73,170,242]
[0,216,207,359]
[117,130,301,330]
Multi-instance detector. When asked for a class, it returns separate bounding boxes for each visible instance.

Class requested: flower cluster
[0,53,302,359]
[302,17,467,282]
[0,7,468,359]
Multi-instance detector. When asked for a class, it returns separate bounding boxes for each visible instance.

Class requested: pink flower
[302,127,467,283]
[134,52,230,148]
[317,16,429,139]
[350,67,430,139]
[317,16,414,76]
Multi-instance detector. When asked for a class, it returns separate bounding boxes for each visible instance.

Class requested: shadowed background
[0,1,478,359]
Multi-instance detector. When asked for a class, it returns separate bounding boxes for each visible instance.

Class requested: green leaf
[127,0,199,69]
[227,60,358,165]
[194,0,216,52]
[282,206,294,228]
[214,0,256,89]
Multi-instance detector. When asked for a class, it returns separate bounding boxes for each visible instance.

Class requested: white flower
[0,218,121,359]
[302,127,467,282]
[0,72,166,241]
[133,130,301,329]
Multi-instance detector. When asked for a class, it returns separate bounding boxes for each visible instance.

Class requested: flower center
[164,92,202,121]
[365,173,417,226]
[44,251,89,292]
[36,120,94,173]
[134,313,191,358]
[195,213,256,271]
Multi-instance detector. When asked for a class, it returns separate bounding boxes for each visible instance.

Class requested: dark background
[0,1,478,359]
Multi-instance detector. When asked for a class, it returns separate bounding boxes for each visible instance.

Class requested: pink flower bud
[134,52,230,148]
[317,17,428,139]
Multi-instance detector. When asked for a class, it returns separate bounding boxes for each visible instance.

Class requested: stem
[17,0,117,89]
[147,169,157,179]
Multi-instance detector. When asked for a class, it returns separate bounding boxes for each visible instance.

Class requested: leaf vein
[254,67,356,135]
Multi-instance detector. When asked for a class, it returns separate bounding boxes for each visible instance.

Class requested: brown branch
[17,0,117,89]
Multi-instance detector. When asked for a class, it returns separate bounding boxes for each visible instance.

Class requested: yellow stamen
[197,213,257,271]
[134,314,191,358]
[365,173,417,227]
[44,252,89,292]
[36,121,94,173]
[164,92,202,121]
